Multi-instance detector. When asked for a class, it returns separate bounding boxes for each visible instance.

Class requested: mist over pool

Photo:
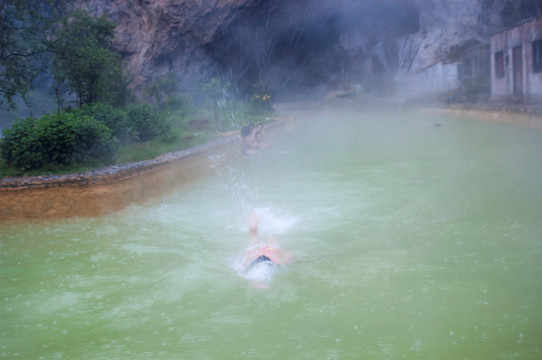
[1,110,542,359]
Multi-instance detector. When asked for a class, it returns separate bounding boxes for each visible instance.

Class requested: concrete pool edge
[422,106,542,130]
[0,119,291,220]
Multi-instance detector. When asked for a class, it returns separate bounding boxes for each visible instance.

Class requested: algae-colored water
[1,110,541,359]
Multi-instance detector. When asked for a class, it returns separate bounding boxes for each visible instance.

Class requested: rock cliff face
[79,0,262,92]
[397,0,502,72]
[79,0,541,100]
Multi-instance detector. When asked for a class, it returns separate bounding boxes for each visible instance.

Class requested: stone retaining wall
[437,104,542,130]
[446,102,542,115]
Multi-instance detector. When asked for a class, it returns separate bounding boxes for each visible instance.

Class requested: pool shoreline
[2,105,541,221]
[427,106,542,130]
[0,119,290,220]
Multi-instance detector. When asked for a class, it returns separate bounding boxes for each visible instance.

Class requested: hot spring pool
[1,110,541,359]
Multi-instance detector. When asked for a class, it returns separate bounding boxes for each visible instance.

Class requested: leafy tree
[50,9,123,107]
[1,3,128,110]
[145,72,178,107]
[0,0,65,109]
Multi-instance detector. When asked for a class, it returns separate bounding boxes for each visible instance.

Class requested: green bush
[0,112,115,170]
[76,102,135,141]
[126,103,171,141]
[158,96,194,127]
[162,96,194,118]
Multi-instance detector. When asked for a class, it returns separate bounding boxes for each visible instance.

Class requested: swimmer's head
[245,260,275,285]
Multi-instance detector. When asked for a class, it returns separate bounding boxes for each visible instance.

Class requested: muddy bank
[0,120,289,221]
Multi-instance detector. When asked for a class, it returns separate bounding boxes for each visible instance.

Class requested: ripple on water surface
[1,111,542,359]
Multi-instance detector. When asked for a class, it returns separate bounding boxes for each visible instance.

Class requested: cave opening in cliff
[205,0,420,102]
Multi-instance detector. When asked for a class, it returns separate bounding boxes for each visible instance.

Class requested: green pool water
[1,110,541,359]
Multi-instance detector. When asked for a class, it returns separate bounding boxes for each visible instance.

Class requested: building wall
[491,17,542,103]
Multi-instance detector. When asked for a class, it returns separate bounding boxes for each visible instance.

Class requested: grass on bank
[0,134,212,177]
[0,102,273,178]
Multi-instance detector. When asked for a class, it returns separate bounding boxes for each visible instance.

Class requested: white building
[491,16,542,104]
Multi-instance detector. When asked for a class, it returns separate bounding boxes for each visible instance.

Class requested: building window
[495,51,504,78]
[533,39,542,73]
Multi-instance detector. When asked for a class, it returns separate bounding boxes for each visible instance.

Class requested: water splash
[248,207,300,236]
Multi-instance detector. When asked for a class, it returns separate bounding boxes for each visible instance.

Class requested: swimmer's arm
[277,251,295,265]
[249,212,259,244]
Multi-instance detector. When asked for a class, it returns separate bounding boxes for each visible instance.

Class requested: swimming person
[240,123,270,155]
[241,212,294,288]
[240,125,257,155]
[254,123,271,150]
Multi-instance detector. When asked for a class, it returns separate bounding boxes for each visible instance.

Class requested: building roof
[492,15,542,37]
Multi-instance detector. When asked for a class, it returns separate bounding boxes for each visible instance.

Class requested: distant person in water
[241,212,294,288]
[254,123,271,150]
[240,123,270,155]
[240,124,257,155]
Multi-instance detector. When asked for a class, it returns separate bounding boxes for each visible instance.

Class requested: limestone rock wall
[78,0,262,93]
[75,0,540,99]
